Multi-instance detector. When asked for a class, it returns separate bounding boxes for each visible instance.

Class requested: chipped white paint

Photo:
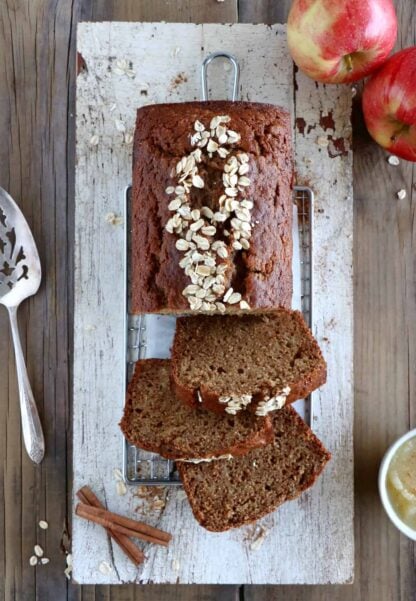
[74,22,353,585]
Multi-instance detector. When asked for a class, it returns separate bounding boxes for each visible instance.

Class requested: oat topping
[255,386,291,416]
[176,454,234,463]
[164,115,254,312]
[219,394,252,415]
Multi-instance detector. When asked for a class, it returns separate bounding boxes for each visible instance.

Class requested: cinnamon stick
[76,487,144,566]
[75,503,171,547]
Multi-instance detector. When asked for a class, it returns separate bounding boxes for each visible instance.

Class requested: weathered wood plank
[73,20,352,585]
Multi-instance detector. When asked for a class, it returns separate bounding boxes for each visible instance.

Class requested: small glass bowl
[378,428,416,540]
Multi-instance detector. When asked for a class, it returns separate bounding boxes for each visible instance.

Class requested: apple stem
[391,123,410,142]
[344,54,353,72]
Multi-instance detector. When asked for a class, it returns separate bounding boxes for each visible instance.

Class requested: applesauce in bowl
[379,429,416,539]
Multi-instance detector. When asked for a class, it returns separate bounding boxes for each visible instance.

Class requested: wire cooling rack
[123,185,314,485]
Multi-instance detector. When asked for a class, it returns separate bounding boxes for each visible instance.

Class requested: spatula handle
[7,305,45,464]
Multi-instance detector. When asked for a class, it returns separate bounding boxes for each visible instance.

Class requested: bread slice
[120,359,274,460]
[177,406,331,531]
[171,309,326,415]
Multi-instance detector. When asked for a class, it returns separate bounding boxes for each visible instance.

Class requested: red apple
[287,0,398,84]
[363,47,416,162]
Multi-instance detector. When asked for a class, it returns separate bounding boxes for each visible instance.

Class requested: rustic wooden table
[0,0,415,600]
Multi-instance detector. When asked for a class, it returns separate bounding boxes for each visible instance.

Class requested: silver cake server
[0,186,45,463]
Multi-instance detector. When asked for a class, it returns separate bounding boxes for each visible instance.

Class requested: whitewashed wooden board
[73,22,353,585]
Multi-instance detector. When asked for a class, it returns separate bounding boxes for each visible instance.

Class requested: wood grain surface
[0,0,415,599]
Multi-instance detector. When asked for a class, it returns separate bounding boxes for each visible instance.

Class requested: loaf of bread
[177,405,331,531]
[171,309,327,415]
[120,359,274,460]
[131,101,293,315]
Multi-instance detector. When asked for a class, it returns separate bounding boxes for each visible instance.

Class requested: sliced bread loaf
[171,309,326,415]
[120,359,274,460]
[177,406,331,531]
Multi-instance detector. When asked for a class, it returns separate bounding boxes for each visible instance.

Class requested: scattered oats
[124,132,134,144]
[192,235,210,250]
[105,212,123,226]
[165,186,175,195]
[116,480,127,496]
[29,556,38,566]
[41,558,50,565]
[192,174,204,188]
[240,300,250,310]
[98,561,112,575]
[202,225,216,236]
[89,134,99,146]
[216,302,226,313]
[238,176,251,187]
[115,119,126,133]
[113,59,135,78]
[194,120,205,132]
[183,284,200,296]
[190,218,205,232]
[169,198,182,211]
[217,246,228,259]
[227,292,242,304]
[34,545,44,558]
[218,147,229,158]
[195,265,211,276]
[38,520,48,530]
[207,139,219,153]
[189,297,203,310]
[388,155,400,166]
[233,241,242,250]
[250,526,269,551]
[240,238,250,250]
[113,468,124,481]
[238,163,249,175]
[176,239,189,251]
[172,558,181,571]
[171,46,182,58]
[397,189,407,200]
[214,211,227,222]
[223,288,233,303]
[191,209,201,221]
[227,130,241,144]
[317,136,329,147]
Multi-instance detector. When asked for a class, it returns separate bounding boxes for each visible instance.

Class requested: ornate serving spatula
[0,186,44,463]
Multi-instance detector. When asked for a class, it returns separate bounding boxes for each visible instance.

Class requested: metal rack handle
[201,51,240,102]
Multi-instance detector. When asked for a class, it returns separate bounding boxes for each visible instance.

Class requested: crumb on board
[170,72,188,90]
[134,485,168,515]
[388,155,400,166]
[105,213,123,226]
[250,526,270,551]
